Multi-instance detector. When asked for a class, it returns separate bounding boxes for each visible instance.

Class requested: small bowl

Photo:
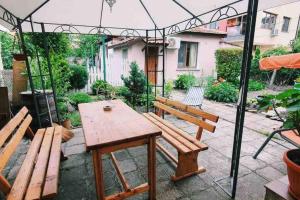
[103,105,112,111]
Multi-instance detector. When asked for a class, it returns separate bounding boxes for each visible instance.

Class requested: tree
[0,32,15,69]
[69,65,88,90]
[121,62,147,108]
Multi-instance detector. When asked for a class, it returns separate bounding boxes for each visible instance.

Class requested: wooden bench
[143,96,219,181]
[0,107,63,200]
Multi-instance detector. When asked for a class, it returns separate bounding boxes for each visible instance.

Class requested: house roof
[185,27,227,35]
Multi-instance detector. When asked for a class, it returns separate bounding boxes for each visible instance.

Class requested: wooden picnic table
[79,100,162,200]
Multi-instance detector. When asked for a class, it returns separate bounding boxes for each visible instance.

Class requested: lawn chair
[253,128,300,159]
[182,86,204,108]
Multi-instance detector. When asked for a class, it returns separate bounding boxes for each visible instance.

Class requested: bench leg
[171,152,206,181]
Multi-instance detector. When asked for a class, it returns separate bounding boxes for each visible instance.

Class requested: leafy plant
[69,65,88,90]
[248,79,266,91]
[0,32,15,69]
[121,62,147,108]
[205,81,238,103]
[258,89,300,133]
[165,81,174,97]
[174,74,196,90]
[68,112,82,127]
[215,48,243,83]
[68,92,92,109]
[91,80,115,97]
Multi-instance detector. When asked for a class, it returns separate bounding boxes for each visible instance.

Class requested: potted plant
[57,98,72,129]
[258,88,300,199]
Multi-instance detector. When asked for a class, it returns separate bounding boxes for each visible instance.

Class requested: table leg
[148,136,156,200]
[92,150,105,200]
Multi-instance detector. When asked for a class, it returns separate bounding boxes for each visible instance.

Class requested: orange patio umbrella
[259,53,300,70]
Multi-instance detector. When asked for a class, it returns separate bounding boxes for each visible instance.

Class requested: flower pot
[283,149,300,199]
[62,119,71,130]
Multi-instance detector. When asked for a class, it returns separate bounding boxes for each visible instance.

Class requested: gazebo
[0,0,299,198]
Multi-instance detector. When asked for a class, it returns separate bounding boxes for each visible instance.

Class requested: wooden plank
[154,102,216,133]
[143,113,199,152]
[6,129,45,200]
[156,142,178,164]
[0,114,32,172]
[0,107,28,148]
[79,100,161,150]
[155,97,219,122]
[99,138,148,154]
[0,174,11,195]
[105,183,149,200]
[42,126,63,199]
[110,153,130,191]
[148,112,208,150]
[148,136,156,200]
[25,127,54,200]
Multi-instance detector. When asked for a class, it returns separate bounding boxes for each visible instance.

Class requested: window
[178,41,198,68]
[261,12,277,29]
[282,17,290,32]
[209,21,218,29]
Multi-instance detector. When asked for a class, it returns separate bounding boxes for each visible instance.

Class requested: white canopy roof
[0,0,299,36]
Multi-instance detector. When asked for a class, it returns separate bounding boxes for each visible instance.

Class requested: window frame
[281,16,291,32]
[261,11,277,29]
[177,41,198,69]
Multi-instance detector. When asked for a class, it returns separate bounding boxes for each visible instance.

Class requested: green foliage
[68,112,81,127]
[215,48,243,83]
[248,79,266,91]
[205,81,238,103]
[165,81,174,97]
[91,80,115,98]
[261,46,289,58]
[121,62,147,108]
[69,65,88,89]
[174,74,196,90]
[258,89,300,133]
[68,92,92,109]
[291,37,300,53]
[0,32,15,69]
[71,35,100,60]
[57,101,69,121]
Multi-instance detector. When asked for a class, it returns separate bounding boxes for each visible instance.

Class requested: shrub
[91,80,114,97]
[165,81,174,97]
[174,74,196,90]
[121,62,147,108]
[205,81,238,103]
[68,112,81,127]
[248,79,266,91]
[57,101,69,121]
[69,65,88,89]
[291,37,300,53]
[68,92,92,109]
[215,48,243,83]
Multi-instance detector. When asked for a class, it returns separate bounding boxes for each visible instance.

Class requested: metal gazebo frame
[0,0,260,198]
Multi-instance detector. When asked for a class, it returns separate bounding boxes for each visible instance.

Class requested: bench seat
[0,107,63,200]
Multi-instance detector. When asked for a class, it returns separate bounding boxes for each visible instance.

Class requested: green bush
[174,74,196,90]
[165,81,174,97]
[248,79,266,91]
[69,65,88,89]
[57,101,69,121]
[215,48,243,83]
[121,62,147,108]
[68,112,81,127]
[91,80,114,97]
[291,37,300,53]
[68,92,92,109]
[205,81,238,103]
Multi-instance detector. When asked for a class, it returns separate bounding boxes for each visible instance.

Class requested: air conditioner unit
[167,37,181,49]
[271,28,279,36]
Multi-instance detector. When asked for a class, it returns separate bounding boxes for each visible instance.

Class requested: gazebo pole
[231,0,259,197]
[146,30,149,112]
[101,34,107,82]
[214,0,259,198]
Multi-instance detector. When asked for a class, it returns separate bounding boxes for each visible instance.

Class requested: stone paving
[2,94,295,200]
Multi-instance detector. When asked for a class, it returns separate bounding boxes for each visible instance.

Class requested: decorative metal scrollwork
[53,25,80,34]
[167,25,180,35]
[185,18,203,30]
[210,5,238,22]
[120,29,141,37]
[2,10,17,26]
[88,27,112,35]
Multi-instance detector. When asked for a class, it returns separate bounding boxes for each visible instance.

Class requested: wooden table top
[79,100,162,150]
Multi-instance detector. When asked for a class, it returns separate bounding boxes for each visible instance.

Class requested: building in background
[102,28,229,86]
[215,1,300,50]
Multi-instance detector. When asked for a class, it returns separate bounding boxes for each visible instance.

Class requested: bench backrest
[155,96,219,140]
[0,107,32,195]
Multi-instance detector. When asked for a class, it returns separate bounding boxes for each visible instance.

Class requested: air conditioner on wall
[271,28,279,36]
[167,37,181,49]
